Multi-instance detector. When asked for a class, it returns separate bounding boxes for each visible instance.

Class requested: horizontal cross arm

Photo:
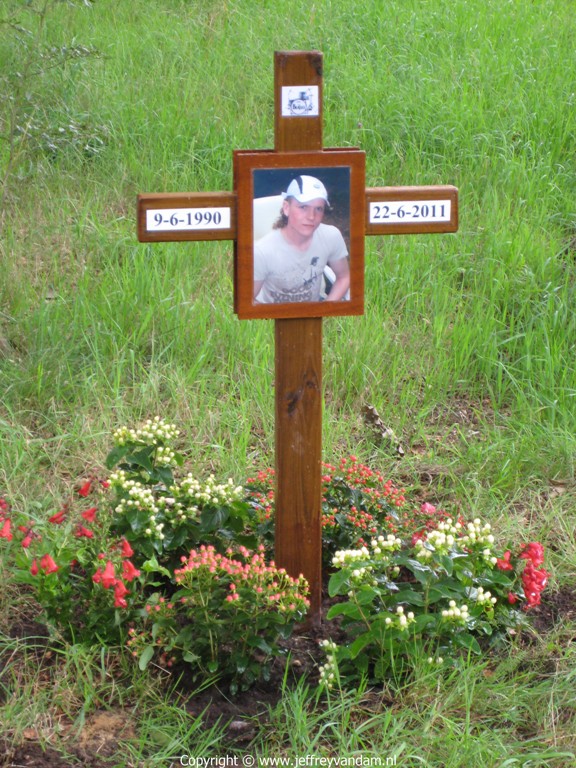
[365,185,458,236]
[137,192,237,242]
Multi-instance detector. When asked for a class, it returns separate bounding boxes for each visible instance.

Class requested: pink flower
[121,559,140,582]
[78,480,92,498]
[100,560,117,589]
[120,539,134,558]
[40,554,59,574]
[30,559,39,576]
[496,550,514,571]
[420,502,436,514]
[49,510,66,525]
[81,506,97,523]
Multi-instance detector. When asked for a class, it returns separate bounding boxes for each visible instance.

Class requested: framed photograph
[233,149,365,319]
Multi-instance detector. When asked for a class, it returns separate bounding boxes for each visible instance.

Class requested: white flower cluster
[370,534,402,555]
[113,417,180,447]
[109,468,128,488]
[114,481,165,539]
[332,547,370,568]
[460,519,497,564]
[383,605,415,632]
[414,518,461,560]
[441,599,470,625]
[156,495,188,523]
[155,445,177,467]
[473,586,497,607]
[178,474,244,507]
[318,640,339,689]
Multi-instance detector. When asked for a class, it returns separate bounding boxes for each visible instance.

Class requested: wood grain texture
[273,52,324,620]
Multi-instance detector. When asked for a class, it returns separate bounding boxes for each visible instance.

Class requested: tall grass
[1,0,576,763]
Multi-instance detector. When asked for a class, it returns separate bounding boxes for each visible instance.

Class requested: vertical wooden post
[274,51,324,621]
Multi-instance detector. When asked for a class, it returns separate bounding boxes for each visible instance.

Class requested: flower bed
[0,418,550,691]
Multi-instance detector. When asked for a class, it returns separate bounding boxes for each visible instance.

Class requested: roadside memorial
[137,51,458,621]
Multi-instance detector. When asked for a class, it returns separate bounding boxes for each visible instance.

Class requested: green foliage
[0,0,575,760]
[106,418,258,566]
[0,419,309,692]
[320,516,549,687]
[128,545,309,694]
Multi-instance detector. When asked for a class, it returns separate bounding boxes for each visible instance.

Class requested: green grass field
[1,0,575,765]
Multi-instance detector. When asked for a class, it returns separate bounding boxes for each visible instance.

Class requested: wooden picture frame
[233,149,365,319]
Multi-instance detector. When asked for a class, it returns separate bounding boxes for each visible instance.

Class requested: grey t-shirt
[254,224,348,303]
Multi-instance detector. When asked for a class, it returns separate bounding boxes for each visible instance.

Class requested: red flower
[81,506,97,523]
[30,559,39,576]
[508,592,518,605]
[22,533,33,548]
[0,518,12,540]
[113,580,129,607]
[40,554,59,574]
[122,559,140,582]
[49,510,66,525]
[74,525,94,539]
[120,539,134,558]
[78,480,92,497]
[100,560,117,589]
[519,542,545,568]
[496,550,514,571]
[521,561,550,609]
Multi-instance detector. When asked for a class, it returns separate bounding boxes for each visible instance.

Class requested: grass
[1,0,576,764]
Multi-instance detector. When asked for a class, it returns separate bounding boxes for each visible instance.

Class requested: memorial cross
[137,51,458,623]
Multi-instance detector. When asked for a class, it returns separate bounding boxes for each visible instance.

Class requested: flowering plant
[246,457,410,563]
[127,544,309,694]
[0,418,309,692]
[319,509,550,687]
[107,418,257,567]
[0,477,145,643]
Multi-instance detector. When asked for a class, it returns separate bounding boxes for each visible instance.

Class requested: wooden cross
[137,51,458,623]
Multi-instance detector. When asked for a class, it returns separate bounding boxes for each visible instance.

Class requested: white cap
[282,175,330,205]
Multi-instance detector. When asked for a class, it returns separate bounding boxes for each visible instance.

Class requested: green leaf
[138,645,155,670]
[437,554,454,575]
[355,585,378,605]
[453,631,482,655]
[125,507,152,533]
[183,651,201,664]
[154,465,175,487]
[393,588,425,606]
[125,447,154,473]
[349,631,375,659]
[328,569,351,597]
[141,556,172,578]
[403,559,434,584]
[200,505,229,532]
[326,601,363,620]
[105,444,130,469]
